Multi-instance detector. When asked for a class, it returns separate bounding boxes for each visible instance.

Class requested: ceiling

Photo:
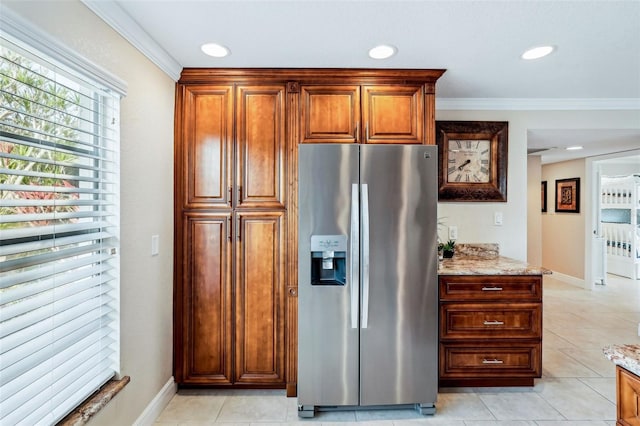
[82,0,640,164]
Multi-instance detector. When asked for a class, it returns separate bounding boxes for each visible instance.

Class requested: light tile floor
[155,274,640,425]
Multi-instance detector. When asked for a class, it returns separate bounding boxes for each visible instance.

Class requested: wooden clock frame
[436,121,508,202]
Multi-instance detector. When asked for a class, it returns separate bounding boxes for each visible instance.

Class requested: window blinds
[0,37,120,425]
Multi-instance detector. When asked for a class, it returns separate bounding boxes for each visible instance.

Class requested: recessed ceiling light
[566,146,583,151]
[368,45,397,60]
[521,45,555,60]
[201,43,230,58]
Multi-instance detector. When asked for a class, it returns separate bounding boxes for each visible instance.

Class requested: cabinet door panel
[363,85,424,144]
[300,85,360,143]
[235,212,285,384]
[182,86,233,208]
[179,213,232,384]
[236,85,285,208]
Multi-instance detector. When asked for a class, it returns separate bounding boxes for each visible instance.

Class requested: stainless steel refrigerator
[298,144,438,418]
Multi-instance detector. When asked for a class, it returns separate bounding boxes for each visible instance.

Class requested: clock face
[446,139,491,183]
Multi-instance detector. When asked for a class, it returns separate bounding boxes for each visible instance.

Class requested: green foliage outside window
[0,48,81,230]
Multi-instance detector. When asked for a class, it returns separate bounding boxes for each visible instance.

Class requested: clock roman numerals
[437,121,508,202]
[446,139,492,184]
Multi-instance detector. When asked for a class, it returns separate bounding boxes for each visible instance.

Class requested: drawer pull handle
[482,286,503,291]
[483,320,505,326]
[482,359,504,364]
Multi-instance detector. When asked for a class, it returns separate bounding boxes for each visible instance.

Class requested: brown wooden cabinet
[300,84,425,144]
[439,275,543,387]
[174,83,286,387]
[616,365,640,426]
[174,68,445,394]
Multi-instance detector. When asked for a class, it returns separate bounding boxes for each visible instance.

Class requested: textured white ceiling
[108,0,640,99]
[84,0,640,163]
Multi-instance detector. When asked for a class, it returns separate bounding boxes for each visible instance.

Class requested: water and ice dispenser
[310,235,347,285]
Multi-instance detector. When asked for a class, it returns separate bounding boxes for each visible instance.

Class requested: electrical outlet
[448,226,458,240]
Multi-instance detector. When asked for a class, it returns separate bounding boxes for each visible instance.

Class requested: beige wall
[527,155,542,266]
[541,159,587,279]
[436,109,639,262]
[3,1,176,424]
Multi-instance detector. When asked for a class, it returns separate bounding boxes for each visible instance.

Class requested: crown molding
[436,98,640,111]
[81,0,182,81]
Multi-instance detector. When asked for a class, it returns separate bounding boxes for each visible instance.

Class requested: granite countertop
[438,244,552,276]
[603,344,640,376]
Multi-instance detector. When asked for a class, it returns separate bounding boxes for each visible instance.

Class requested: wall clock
[436,121,508,202]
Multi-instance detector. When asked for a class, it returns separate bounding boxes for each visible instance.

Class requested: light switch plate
[494,212,503,226]
[448,226,458,240]
[151,234,159,256]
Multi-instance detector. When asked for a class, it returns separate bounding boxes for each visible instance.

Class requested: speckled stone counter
[438,244,551,275]
[603,344,640,376]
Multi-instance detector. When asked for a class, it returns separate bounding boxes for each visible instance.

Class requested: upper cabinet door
[362,85,424,144]
[300,85,361,144]
[181,85,234,209]
[235,85,286,209]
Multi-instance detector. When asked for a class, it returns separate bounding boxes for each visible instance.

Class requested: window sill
[58,376,130,426]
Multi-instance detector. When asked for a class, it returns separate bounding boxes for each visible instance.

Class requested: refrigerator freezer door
[298,144,360,407]
[358,145,439,406]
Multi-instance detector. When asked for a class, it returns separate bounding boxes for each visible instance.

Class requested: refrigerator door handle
[350,183,360,329]
[361,183,370,329]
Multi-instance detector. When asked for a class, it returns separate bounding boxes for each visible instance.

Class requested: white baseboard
[550,271,586,289]
[133,376,177,426]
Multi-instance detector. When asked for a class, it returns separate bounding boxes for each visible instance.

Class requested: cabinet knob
[288,288,297,297]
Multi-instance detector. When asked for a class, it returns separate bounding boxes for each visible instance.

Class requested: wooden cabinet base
[438,275,543,388]
[617,365,640,426]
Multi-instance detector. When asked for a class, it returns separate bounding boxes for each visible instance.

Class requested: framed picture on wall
[541,181,547,212]
[555,177,580,213]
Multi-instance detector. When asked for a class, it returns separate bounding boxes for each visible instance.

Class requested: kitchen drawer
[439,342,542,379]
[439,275,542,301]
[440,303,541,339]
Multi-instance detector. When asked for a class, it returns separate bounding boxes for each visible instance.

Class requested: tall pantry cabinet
[174,82,286,386]
[174,69,445,394]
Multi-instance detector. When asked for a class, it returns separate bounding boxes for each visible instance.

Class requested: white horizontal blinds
[0,37,120,426]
